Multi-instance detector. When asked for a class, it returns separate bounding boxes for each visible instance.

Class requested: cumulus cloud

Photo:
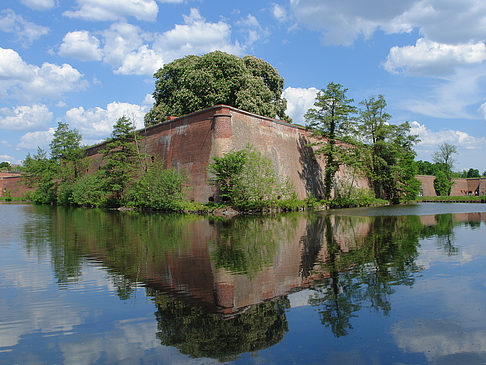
[19,0,55,11]
[65,101,149,139]
[59,31,103,61]
[17,128,55,149]
[290,0,486,46]
[0,47,86,101]
[0,9,49,46]
[114,45,164,75]
[0,104,52,130]
[282,86,319,123]
[385,38,486,76]
[64,0,159,22]
[64,9,243,76]
[410,121,486,150]
[272,4,287,22]
[154,8,242,62]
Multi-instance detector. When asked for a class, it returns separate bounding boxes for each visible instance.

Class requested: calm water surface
[1,203,486,364]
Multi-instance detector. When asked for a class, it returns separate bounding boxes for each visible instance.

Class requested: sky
[1,0,486,172]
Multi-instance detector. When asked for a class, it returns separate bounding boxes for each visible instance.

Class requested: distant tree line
[416,142,485,196]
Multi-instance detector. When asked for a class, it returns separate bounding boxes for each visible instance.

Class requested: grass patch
[417,196,486,203]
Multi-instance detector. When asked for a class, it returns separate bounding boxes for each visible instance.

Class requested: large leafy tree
[144,51,289,126]
[304,82,357,199]
[357,96,420,202]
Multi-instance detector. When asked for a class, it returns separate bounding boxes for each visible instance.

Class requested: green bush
[71,174,106,207]
[128,163,189,211]
[208,146,296,210]
[56,181,75,205]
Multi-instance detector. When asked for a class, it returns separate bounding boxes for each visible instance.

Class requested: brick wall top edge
[84,105,307,156]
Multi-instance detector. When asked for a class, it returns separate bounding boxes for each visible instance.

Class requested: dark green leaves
[145,51,290,126]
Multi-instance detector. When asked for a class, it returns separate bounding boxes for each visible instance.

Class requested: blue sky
[1,0,486,172]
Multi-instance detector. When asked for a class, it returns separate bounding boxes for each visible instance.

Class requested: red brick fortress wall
[85,104,370,202]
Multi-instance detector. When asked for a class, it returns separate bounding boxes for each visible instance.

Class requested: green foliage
[434,170,453,196]
[22,148,59,204]
[71,174,106,207]
[145,51,290,126]
[208,146,296,209]
[417,195,486,202]
[465,168,480,178]
[128,162,189,211]
[356,97,420,203]
[101,116,140,205]
[50,121,82,164]
[208,150,248,201]
[305,82,357,199]
[416,160,442,175]
[0,161,11,171]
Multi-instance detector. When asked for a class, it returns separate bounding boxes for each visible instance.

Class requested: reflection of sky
[2,204,486,364]
[393,319,486,363]
[0,245,213,364]
[392,222,486,362]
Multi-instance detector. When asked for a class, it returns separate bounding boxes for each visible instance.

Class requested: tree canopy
[144,51,289,126]
[304,82,357,200]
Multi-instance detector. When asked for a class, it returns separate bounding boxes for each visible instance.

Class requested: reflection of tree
[21,206,198,296]
[150,289,290,362]
[210,215,298,277]
[309,215,424,337]
[300,215,326,278]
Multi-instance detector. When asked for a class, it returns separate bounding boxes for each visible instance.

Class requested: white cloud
[65,101,149,139]
[59,31,103,61]
[401,66,486,119]
[478,102,486,121]
[410,121,486,150]
[272,4,287,22]
[114,45,164,75]
[19,0,55,11]
[237,14,269,47]
[153,8,243,62]
[385,38,486,76]
[282,86,319,123]
[101,23,149,66]
[0,9,49,46]
[59,9,244,76]
[290,0,486,46]
[142,93,155,108]
[0,47,86,101]
[0,154,19,164]
[17,128,55,149]
[64,0,159,22]
[0,104,52,130]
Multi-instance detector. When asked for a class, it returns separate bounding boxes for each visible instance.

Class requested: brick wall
[85,105,370,202]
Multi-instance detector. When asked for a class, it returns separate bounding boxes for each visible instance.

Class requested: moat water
[1,203,486,364]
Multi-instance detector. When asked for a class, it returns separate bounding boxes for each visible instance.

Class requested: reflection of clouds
[59,319,219,365]
[392,319,486,362]
[417,225,486,269]
[288,289,313,308]
[412,277,486,327]
[0,284,87,348]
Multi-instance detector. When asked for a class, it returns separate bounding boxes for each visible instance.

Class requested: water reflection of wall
[26,207,480,320]
[22,206,483,359]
